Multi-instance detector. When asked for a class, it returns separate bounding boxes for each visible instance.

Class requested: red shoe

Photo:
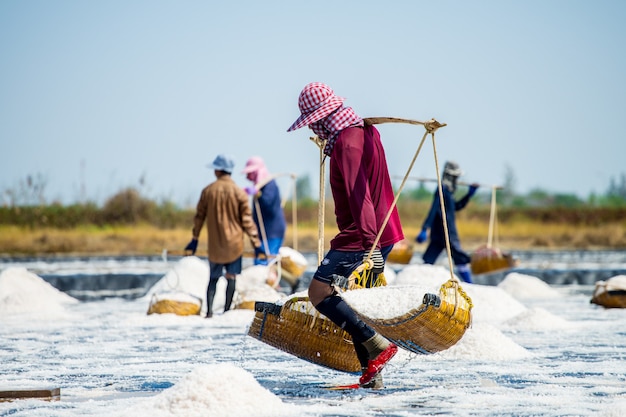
[359,343,398,386]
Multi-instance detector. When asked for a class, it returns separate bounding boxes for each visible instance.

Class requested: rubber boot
[359,334,397,386]
[361,367,384,389]
[355,340,386,387]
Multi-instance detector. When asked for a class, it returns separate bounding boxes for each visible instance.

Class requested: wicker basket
[354,280,472,354]
[247,279,472,371]
[386,240,414,265]
[591,281,626,308]
[147,292,202,316]
[279,256,306,286]
[248,297,361,373]
[235,299,257,310]
[471,246,518,275]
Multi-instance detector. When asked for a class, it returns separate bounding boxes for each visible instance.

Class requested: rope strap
[311,115,461,285]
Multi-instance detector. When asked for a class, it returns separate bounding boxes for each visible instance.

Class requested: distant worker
[242,156,287,265]
[416,161,478,283]
[184,154,261,318]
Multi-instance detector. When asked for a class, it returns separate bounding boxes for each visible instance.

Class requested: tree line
[1,171,626,230]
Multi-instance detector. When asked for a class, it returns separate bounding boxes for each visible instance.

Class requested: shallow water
[1,253,626,416]
[2,249,626,299]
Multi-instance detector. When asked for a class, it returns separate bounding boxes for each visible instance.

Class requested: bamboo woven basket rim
[248,296,361,373]
[354,280,472,354]
[247,279,473,371]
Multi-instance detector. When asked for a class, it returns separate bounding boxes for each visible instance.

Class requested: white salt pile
[502,307,576,331]
[434,323,532,361]
[236,265,284,304]
[393,264,455,287]
[0,266,78,315]
[118,363,294,417]
[342,284,440,319]
[145,256,208,300]
[144,256,284,314]
[498,272,562,299]
[464,284,527,324]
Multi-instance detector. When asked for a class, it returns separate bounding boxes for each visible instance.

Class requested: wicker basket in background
[147,292,202,316]
[470,246,518,275]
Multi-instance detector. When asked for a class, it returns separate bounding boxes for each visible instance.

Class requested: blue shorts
[313,245,393,285]
[209,257,242,279]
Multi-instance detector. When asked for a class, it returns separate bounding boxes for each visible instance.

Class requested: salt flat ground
[1,256,626,417]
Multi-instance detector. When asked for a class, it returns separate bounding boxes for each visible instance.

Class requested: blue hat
[209,154,235,173]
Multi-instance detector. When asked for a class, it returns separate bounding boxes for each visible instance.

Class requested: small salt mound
[434,323,532,361]
[502,307,576,331]
[119,364,292,417]
[498,272,561,299]
[342,284,440,319]
[145,256,208,299]
[146,256,250,313]
[393,264,454,287]
[238,265,275,290]
[602,275,626,291]
[0,267,78,315]
[237,265,283,304]
[463,285,527,324]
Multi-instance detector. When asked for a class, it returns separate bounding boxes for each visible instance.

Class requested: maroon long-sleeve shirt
[328,125,404,251]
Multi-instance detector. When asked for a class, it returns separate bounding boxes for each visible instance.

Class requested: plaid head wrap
[287,82,345,132]
[310,105,364,156]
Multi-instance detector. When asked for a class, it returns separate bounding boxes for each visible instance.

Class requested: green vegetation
[1,172,625,255]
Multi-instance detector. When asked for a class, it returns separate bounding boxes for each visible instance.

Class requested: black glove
[365,249,385,274]
[184,238,198,255]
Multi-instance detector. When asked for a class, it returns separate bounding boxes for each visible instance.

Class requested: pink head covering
[287,82,345,132]
[242,156,270,186]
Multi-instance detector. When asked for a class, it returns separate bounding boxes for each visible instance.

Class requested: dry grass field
[1,216,624,258]
[1,199,625,256]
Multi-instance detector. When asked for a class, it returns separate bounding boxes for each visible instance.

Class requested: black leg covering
[224,278,236,312]
[354,342,370,368]
[314,295,375,344]
[206,278,218,315]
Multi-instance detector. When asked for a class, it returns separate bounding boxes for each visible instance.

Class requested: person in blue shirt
[416,161,478,283]
[242,156,287,265]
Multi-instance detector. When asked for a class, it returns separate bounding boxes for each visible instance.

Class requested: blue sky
[1,0,624,206]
